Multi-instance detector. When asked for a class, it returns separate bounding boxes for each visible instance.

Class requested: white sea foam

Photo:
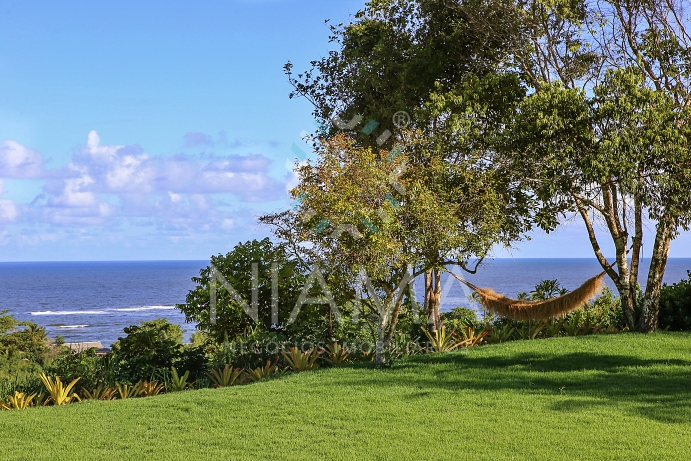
[59,325,89,329]
[30,310,107,316]
[114,305,176,312]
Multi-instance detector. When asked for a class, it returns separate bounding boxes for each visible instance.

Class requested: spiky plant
[207,364,243,388]
[459,326,487,347]
[243,360,277,382]
[82,384,116,401]
[39,373,82,406]
[1,391,37,410]
[137,381,165,397]
[168,367,193,392]
[115,382,141,399]
[324,343,350,366]
[422,326,462,353]
[281,347,321,372]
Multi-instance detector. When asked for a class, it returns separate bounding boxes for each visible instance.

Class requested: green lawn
[2,333,691,460]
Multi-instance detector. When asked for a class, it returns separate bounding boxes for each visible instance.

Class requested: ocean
[1,258,689,347]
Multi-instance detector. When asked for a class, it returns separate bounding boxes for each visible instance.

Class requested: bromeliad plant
[281,347,321,372]
[324,343,350,366]
[207,364,243,388]
[168,367,193,392]
[243,360,278,382]
[138,381,165,397]
[1,391,37,410]
[459,326,487,348]
[82,384,116,401]
[115,382,141,399]
[39,373,82,406]
[422,326,463,353]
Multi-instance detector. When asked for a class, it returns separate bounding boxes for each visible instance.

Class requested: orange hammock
[450,270,607,321]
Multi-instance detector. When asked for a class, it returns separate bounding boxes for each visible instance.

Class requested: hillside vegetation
[1,333,690,460]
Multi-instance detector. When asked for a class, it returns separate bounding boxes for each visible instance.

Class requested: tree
[110,318,183,382]
[508,0,691,331]
[281,0,539,336]
[177,238,343,343]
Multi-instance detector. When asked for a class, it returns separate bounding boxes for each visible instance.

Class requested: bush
[110,318,183,383]
[44,348,109,392]
[177,239,309,343]
[659,271,691,331]
[442,306,480,332]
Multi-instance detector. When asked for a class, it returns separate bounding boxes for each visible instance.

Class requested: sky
[0,0,689,261]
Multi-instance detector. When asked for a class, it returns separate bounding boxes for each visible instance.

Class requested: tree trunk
[638,219,673,332]
[424,269,442,333]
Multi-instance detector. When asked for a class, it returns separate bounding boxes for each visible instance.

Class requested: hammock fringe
[459,272,606,321]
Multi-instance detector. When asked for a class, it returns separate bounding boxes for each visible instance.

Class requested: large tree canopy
[507,0,691,331]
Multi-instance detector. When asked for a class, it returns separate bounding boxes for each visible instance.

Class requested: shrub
[442,306,480,332]
[176,239,309,343]
[659,271,691,331]
[44,348,107,392]
[110,318,183,383]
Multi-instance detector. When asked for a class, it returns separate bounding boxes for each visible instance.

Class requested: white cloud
[0,140,45,179]
[0,199,18,223]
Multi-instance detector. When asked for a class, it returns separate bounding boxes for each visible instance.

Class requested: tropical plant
[516,321,547,341]
[659,272,691,331]
[39,373,82,406]
[82,384,116,401]
[137,381,165,397]
[168,367,192,392]
[1,391,37,410]
[110,318,183,383]
[324,343,350,366]
[176,239,309,343]
[421,326,462,353]
[485,324,516,344]
[459,326,486,348]
[207,364,243,388]
[115,382,141,399]
[281,347,321,372]
[243,360,277,383]
[544,319,565,338]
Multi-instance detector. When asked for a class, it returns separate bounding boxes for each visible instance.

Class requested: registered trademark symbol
[392,111,410,129]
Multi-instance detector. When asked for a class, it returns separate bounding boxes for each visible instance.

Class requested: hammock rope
[450,270,608,321]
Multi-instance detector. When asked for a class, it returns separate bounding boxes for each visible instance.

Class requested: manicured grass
[2,333,691,460]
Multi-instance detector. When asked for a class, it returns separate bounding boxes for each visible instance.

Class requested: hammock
[450,270,607,321]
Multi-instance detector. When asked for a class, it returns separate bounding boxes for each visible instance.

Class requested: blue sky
[0,0,689,261]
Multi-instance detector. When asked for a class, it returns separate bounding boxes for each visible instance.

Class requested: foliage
[45,348,108,392]
[459,326,487,347]
[81,384,116,401]
[1,391,36,410]
[177,239,309,343]
[167,367,192,392]
[3,334,691,459]
[0,311,51,367]
[137,381,165,397]
[281,347,321,372]
[485,324,516,344]
[39,373,81,406]
[324,343,351,366]
[659,271,691,331]
[443,307,480,332]
[115,382,141,399]
[207,364,243,388]
[110,318,183,383]
[242,360,278,383]
[421,326,462,353]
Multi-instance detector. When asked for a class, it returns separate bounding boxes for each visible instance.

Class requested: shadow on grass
[343,347,691,424]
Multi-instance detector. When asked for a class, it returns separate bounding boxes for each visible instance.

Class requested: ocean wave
[58,325,89,329]
[30,310,107,316]
[114,305,176,312]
